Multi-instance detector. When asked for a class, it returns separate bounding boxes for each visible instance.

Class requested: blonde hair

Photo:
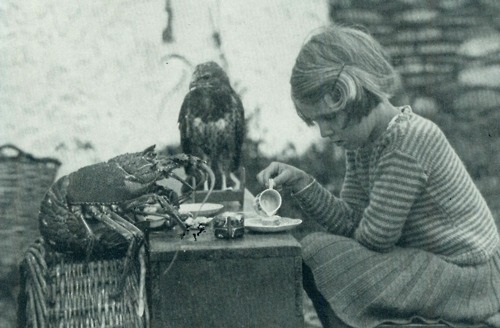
[290,24,399,126]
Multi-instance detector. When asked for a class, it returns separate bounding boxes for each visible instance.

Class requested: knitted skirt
[301,232,500,328]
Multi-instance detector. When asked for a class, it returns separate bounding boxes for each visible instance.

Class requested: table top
[149,228,302,261]
[149,187,302,261]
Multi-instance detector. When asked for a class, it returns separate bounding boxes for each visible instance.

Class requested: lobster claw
[182,159,215,202]
[157,154,216,202]
[169,171,197,193]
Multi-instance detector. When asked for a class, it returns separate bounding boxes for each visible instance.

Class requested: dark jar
[213,212,245,239]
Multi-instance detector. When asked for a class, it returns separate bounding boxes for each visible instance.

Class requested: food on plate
[261,215,281,226]
[184,215,213,228]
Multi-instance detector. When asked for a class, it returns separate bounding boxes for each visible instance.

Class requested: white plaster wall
[0,0,328,178]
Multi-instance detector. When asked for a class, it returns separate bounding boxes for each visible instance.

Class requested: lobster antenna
[195,162,215,217]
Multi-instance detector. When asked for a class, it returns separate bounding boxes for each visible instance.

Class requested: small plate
[179,203,224,216]
[245,217,302,232]
[143,216,166,228]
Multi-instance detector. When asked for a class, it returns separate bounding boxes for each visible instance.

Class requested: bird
[178,61,245,191]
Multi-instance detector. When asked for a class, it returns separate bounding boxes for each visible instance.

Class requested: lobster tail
[38,176,89,255]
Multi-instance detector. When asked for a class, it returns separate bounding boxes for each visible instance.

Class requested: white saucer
[245,217,302,232]
[179,203,224,216]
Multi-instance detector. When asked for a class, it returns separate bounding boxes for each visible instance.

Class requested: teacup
[253,179,282,217]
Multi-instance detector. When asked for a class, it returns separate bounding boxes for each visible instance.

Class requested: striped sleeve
[339,151,370,217]
[354,150,428,252]
[292,151,368,237]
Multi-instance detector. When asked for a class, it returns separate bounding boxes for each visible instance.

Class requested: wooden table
[147,190,304,328]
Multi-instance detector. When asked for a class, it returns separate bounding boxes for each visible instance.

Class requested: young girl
[257,25,500,328]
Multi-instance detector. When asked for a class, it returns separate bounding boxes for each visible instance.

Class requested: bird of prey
[178,61,245,191]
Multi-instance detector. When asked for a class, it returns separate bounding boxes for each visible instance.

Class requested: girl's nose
[316,121,333,138]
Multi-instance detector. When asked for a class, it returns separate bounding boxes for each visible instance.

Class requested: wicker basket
[0,144,61,225]
[0,144,61,281]
[18,238,149,328]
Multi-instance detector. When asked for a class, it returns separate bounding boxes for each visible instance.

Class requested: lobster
[34,145,214,314]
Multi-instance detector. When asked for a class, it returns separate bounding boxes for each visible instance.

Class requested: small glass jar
[213,212,245,239]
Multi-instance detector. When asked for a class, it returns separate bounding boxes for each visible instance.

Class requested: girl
[257,25,500,328]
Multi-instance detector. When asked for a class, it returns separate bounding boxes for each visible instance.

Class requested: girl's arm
[353,150,427,251]
[293,149,427,252]
[292,151,369,237]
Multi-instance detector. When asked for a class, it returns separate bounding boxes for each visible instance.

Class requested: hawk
[178,61,245,191]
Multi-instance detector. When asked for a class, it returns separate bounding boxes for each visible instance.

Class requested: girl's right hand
[256,161,314,193]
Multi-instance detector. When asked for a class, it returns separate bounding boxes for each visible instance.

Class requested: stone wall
[329,0,500,223]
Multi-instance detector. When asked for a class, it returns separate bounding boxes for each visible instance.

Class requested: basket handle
[0,144,61,166]
[0,144,34,160]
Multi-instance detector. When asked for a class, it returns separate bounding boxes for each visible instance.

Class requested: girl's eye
[323,113,338,120]
[318,112,338,122]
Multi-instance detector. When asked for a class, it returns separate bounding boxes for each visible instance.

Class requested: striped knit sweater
[294,106,499,266]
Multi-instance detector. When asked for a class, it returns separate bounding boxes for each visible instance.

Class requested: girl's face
[296,96,377,150]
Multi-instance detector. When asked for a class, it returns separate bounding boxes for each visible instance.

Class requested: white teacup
[253,179,282,217]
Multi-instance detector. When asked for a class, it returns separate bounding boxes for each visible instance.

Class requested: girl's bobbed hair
[290,24,400,127]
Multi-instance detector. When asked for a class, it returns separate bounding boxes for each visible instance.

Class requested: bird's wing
[178,92,194,156]
[179,89,216,160]
[230,91,245,171]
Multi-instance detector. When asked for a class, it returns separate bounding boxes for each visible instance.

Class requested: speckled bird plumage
[178,61,245,190]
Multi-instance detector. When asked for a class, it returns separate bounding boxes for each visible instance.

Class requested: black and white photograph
[1,1,500,327]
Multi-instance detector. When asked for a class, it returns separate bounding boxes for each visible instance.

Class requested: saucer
[179,203,224,216]
[245,217,302,232]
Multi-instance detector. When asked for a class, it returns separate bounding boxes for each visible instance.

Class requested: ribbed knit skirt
[301,232,500,328]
